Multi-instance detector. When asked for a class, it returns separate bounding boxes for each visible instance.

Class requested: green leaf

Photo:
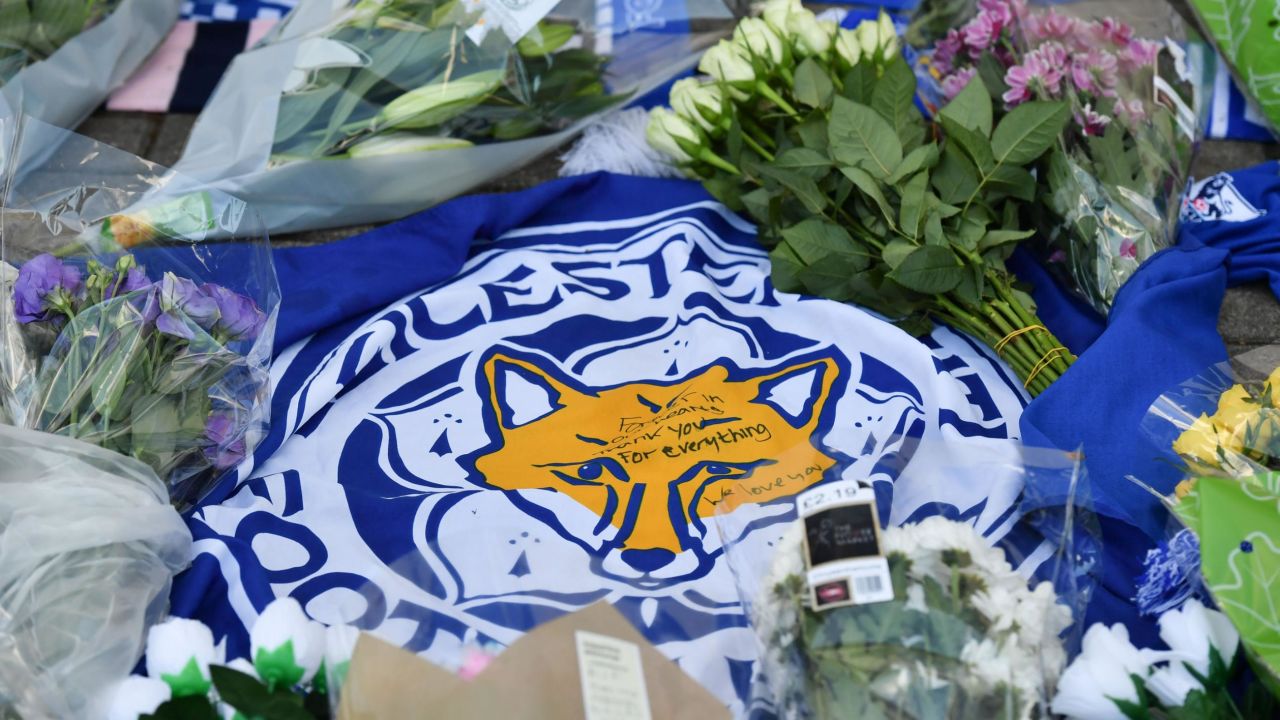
[795,116,829,153]
[930,145,980,204]
[939,115,994,172]
[741,187,775,224]
[794,57,835,109]
[888,245,963,293]
[840,63,876,104]
[871,56,924,148]
[990,100,1071,166]
[977,228,1035,252]
[938,75,992,137]
[898,172,929,239]
[975,52,1009,100]
[142,694,220,720]
[780,219,868,270]
[773,147,832,178]
[840,166,896,231]
[984,164,1036,201]
[886,144,939,186]
[517,22,575,56]
[754,163,828,214]
[882,238,917,269]
[211,665,314,720]
[161,657,214,698]
[828,97,903,179]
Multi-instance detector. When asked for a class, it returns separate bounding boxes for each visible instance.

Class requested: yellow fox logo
[466,349,846,581]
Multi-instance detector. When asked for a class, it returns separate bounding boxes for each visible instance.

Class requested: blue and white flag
[176,175,1041,713]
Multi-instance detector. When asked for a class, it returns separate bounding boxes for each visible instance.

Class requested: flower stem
[756,82,800,117]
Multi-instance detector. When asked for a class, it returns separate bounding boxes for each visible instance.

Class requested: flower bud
[733,17,783,65]
[669,77,723,132]
[377,69,505,131]
[879,12,900,59]
[105,676,171,720]
[251,597,326,688]
[646,107,702,163]
[145,617,218,697]
[835,28,861,66]
[855,19,880,60]
[348,133,474,158]
[697,40,755,85]
[787,11,834,56]
[760,0,801,35]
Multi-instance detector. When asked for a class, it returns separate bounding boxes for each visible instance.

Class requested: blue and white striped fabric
[180,0,294,21]
[173,174,1056,714]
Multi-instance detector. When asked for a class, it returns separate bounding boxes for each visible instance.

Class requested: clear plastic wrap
[0,111,279,511]
[0,0,181,130]
[0,423,192,720]
[170,0,736,234]
[714,444,1100,719]
[910,0,1215,314]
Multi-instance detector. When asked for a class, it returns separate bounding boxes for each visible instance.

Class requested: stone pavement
[77,108,1280,359]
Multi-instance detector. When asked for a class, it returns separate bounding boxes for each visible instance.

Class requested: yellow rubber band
[1024,347,1068,389]
[995,324,1048,355]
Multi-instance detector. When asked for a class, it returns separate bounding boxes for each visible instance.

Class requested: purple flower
[961,12,1000,57]
[204,411,247,469]
[977,0,1013,29]
[156,273,219,339]
[933,29,964,75]
[13,253,83,323]
[1024,10,1076,43]
[1121,38,1161,72]
[942,67,978,100]
[1074,103,1111,136]
[104,267,152,300]
[1002,48,1062,105]
[1090,17,1133,47]
[203,283,267,342]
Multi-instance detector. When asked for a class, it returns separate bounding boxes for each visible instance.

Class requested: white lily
[145,617,219,697]
[104,676,171,720]
[377,69,506,131]
[283,37,367,93]
[1157,599,1239,677]
[348,133,473,158]
[1050,623,1153,720]
[251,597,326,688]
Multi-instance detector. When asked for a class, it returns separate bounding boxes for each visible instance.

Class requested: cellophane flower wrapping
[0,0,181,130]
[909,0,1215,314]
[713,444,1101,719]
[0,112,280,510]
[168,0,736,234]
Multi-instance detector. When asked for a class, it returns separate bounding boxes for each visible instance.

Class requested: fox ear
[749,358,835,429]
[483,353,578,430]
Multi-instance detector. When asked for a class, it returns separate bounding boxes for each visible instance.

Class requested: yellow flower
[1267,366,1280,406]
[1172,413,1240,467]
[1231,408,1280,457]
[1174,479,1197,501]
[1211,384,1254,433]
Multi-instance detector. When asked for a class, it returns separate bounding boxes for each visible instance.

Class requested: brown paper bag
[338,601,732,720]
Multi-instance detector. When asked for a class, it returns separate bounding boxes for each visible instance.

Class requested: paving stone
[146,114,199,167]
[75,111,160,157]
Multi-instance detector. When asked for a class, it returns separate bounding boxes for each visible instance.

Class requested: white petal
[1146,662,1202,708]
[145,617,216,680]
[105,676,171,720]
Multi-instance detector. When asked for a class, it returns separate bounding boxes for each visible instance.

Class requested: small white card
[467,0,563,45]
[576,630,654,720]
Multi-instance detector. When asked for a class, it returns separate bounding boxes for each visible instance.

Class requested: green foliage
[0,0,118,83]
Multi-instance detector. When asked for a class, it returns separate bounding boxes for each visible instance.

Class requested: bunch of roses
[1169,364,1280,484]
[933,0,1162,134]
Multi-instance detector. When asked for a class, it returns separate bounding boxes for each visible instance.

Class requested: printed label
[467,0,562,44]
[797,481,894,609]
[576,631,653,720]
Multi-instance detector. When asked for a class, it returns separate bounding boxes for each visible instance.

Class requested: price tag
[575,631,653,720]
[797,481,894,609]
[466,0,562,44]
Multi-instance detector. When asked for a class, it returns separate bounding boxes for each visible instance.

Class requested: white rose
[251,597,326,688]
[1157,598,1240,677]
[786,11,834,56]
[733,17,784,65]
[225,657,259,680]
[145,617,218,697]
[669,77,723,132]
[697,40,755,85]
[760,0,801,35]
[878,12,900,59]
[1050,623,1153,720]
[104,676,171,720]
[855,19,880,61]
[646,107,702,163]
[835,28,861,66]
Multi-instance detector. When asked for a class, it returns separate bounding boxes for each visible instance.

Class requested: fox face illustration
[464,348,848,584]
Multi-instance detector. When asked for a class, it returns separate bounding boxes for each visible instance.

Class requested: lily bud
[835,28,862,66]
[377,69,505,131]
[669,77,724,132]
[733,17,784,66]
[760,0,801,35]
[697,39,755,85]
[787,11,834,56]
[145,617,218,697]
[348,133,473,158]
[105,676,171,720]
[251,597,326,688]
[646,108,702,163]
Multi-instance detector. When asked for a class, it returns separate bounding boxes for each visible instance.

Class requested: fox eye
[705,464,730,475]
[577,461,603,480]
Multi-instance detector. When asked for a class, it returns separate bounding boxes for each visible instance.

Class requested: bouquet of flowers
[170,0,734,233]
[921,0,1210,313]
[715,454,1099,720]
[645,1,1077,396]
[0,114,277,718]
[0,0,121,82]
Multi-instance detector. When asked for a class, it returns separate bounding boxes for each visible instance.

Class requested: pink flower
[1074,103,1111,136]
[1005,43,1066,104]
[1069,48,1118,96]
[1024,10,1077,42]
[962,12,1001,56]
[1093,17,1134,47]
[934,29,965,75]
[1121,38,1161,71]
[977,0,1013,28]
[942,67,978,99]
[1120,239,1137,259]
[457,647,496,680]
[1049,249,1068,264]
[1115,97,1148,125]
